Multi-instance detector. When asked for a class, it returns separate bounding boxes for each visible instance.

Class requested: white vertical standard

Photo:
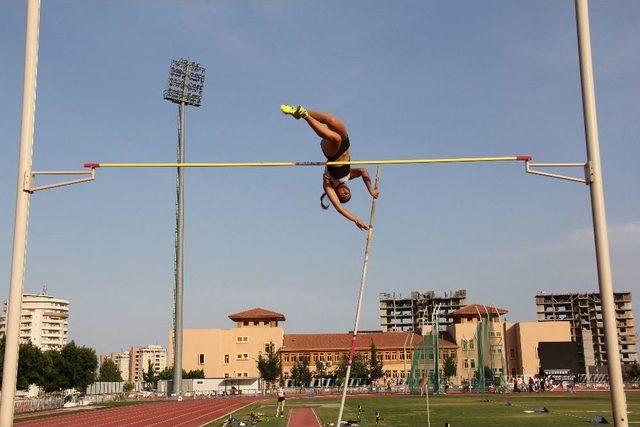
[337,167,381,427]
[575,1,628,425]
[0,1,40,426]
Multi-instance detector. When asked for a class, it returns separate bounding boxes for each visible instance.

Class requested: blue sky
[1,1,638,356]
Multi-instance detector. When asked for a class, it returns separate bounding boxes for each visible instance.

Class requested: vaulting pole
[337,167,381,427]
[0,1,40,426]
[575,1,628,425]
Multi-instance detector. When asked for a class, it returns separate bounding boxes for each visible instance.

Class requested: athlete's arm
[350,168,379,199]
[323,181,368,230]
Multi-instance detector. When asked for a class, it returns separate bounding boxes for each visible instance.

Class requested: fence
[14,396,65,414]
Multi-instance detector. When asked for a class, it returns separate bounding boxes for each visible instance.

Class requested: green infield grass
[207,391,640,426]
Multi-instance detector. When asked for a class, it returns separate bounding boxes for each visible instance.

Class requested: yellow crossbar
[85,155,531,169]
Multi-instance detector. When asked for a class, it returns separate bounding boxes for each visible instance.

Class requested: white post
[575,1,628,425]
[0,1,40,426]
[336,168,381,426]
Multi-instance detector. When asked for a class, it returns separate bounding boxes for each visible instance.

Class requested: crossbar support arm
[26,169,95,193]
[525,161,589,184]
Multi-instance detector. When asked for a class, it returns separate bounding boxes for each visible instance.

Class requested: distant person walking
[275,384,286,417]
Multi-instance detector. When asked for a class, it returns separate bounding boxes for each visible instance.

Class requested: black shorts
[277,397,285,402]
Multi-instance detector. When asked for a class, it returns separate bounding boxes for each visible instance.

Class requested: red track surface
[18,397,264,427]
[287,408,322,427]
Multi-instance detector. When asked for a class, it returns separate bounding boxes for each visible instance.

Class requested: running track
[18,397,264,427]
[287,408,322,427]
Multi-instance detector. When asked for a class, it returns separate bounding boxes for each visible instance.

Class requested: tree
[157,366,173,380]
[0,338,47,391]
[184,369,205,379]
[290,356,312,387]
[335,353,369,383]
[369,343,384,383]
[626,362,640,381]
[156,366,188,381]
[443,356,457,381]
[123,381,135,392]
[59,341,98,392]
[474,366,496,386]
[16,342,47,391]
[41,349,67,392]
[143,360,156,388]
[257,343,281,387]
[98,359,123,382]
[1,338,99,393]
[314,361,327,379]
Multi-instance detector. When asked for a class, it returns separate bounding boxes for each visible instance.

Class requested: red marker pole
[337,167,381,426]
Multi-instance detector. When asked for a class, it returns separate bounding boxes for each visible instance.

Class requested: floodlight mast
[163,58,205,397]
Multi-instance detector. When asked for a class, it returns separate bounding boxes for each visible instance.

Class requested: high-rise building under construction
[535,291,637,373]
[379,290,467,332]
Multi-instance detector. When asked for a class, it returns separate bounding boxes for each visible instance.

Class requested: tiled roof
[281,331,457,352]
[448,304,508,317]
[228,307,286,321]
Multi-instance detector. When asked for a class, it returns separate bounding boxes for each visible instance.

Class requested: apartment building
[172,308,285,381]
[535,291,638,372]
[100,351,130,381]
[0,289,69,351]
[129,345,167,382]
[379,290,467,332]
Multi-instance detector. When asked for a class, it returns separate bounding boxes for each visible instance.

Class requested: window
[464,359,469,369]
[237,372,242,377]
[224,354,229,364]
[462,340,467,350]
[198,354,205,364]
[224,373,230,378]
[244,372,248,377]
[264,321,269,326]
[470,359,476,369]
[243,321,249,326]
[253,321,259,326]
[237,354,243,360]
[284,354,290,362]
[510,349,515,359]
[469,341,475,350]
[264,343,274,353]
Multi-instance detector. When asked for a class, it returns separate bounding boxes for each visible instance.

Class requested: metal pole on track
[575,1,628,425]
[337,167,381,427]
[0,1,40,425]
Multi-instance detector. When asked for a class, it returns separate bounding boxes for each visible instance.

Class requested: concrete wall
[504,321,572,377]
[169,324,284,379]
